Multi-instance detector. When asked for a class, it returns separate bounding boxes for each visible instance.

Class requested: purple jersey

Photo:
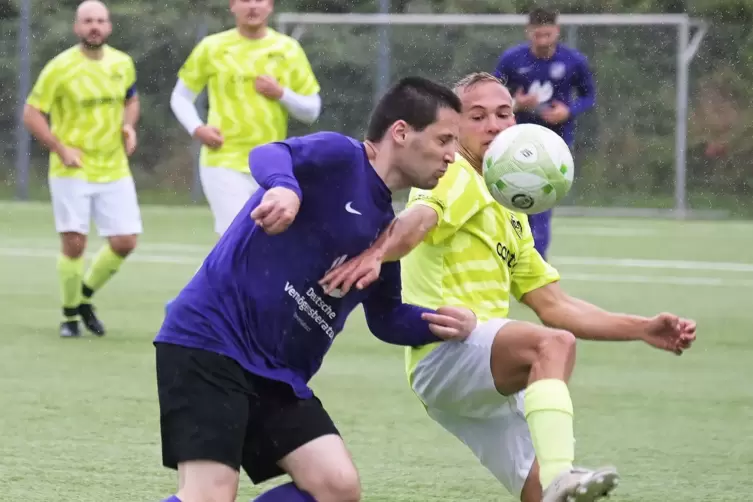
[154,132,441,398]
[494,43,596,146]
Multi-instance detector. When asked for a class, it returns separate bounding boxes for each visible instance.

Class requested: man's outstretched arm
[521,282,696,355]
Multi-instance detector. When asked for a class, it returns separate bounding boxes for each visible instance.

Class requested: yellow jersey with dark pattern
[178,28,320,172]
[27,45,137,182]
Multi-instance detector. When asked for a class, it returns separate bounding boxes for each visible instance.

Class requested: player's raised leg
[411,318,617,502]
[489,322,576,470]
[487,321,618,501]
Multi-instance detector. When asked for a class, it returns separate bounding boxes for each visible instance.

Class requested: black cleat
[60,320,81,338]
[79,303,106,336]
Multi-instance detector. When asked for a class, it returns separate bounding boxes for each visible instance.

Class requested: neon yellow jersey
[402,153,561,383]
[178,28,321,173]
[27,45,136,183]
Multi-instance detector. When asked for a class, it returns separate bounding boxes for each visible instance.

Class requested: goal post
[275,13,710,218]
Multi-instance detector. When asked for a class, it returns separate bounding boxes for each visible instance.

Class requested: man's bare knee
[539,329,576,358]
[175,460,239,502]
[60,232,86,258]
[531,329,577,383]
[108,234,138,257]
[300,467,361,502]
[280,435,361,502]
[491,323,577,394]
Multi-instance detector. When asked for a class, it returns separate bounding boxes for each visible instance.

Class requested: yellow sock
[82,245,125,302]
[57,254,84,320]
[524,378,575,489]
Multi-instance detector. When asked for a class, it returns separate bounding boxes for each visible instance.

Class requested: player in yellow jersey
[321,73,697,502]
[170,0,322,236]
[23,0,141,338]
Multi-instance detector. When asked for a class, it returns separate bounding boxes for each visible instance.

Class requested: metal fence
[3,9,752,217]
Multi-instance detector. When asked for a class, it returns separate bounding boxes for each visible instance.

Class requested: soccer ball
[482,123,574,214]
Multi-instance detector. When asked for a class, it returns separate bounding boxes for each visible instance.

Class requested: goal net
[275,13,708,217]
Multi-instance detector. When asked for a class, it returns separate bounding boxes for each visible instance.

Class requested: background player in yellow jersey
[170,0,322,236]
[23,0,141,338]
[321,73,697,502]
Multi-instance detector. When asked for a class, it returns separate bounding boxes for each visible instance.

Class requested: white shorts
[411,319,535,498]
[49,176,143,237]
[199,166,260,235]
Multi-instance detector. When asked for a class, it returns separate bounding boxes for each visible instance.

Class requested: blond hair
[452,72,508,94]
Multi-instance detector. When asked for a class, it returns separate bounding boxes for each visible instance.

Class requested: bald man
[23,0,142,338]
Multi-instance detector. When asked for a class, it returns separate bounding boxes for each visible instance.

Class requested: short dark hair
[529,7,558,26]
[365,76,462,142]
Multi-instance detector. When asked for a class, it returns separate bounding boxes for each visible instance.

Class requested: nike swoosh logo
[345,201,362,215]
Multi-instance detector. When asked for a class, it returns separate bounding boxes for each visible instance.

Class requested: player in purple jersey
[154,77,478,502]
[493,8,596,260]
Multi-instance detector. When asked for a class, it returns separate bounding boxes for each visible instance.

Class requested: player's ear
[390,120,409,145]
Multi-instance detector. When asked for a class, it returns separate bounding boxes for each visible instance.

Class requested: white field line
[0,239,211,254]
[553,256,753,273]
[0,247,195,264]
[2,245,753,288]
[3,240,753,272]
[563,273,753,288]
[554,226,658,236]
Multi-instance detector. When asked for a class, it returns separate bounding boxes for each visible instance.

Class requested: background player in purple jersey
[494,7,596,260]
[154,77,478,502]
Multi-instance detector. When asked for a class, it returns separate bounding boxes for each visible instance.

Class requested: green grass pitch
[1,201,751,501]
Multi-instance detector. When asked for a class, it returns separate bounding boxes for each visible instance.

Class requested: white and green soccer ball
[482,123,575,214]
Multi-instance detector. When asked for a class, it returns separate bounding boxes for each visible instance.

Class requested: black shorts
[155,342,340,484]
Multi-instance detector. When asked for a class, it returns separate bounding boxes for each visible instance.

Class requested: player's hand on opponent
[319,247,384,296]
[540,100,571,125]
[255,75,284,100]
[250,187,301,235]
[641,313,697,356]
[122,124,137,156]
[56,145,83,168]
[421,306,477,341]
[194,125,224,149]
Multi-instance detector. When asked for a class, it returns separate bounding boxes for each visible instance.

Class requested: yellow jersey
[178,28,321,173]
[26,45,137,183]
[402,153,561,383]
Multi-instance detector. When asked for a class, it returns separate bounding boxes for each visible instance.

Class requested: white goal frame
[276,13,709,217]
